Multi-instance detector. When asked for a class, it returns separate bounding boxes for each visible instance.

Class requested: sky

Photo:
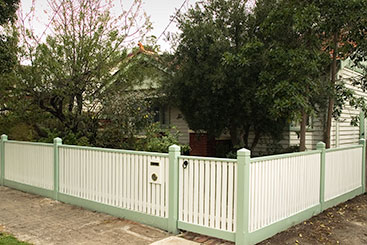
[19,0,199,52]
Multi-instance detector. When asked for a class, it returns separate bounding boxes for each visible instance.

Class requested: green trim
[177,221,235,242]
[325,145,362,153]
[360,112,365,139]
[323,187,363,210]
[58,193,168,231]
[6,140,53,147]
[236,148,251,245]
[360,139,366,193]
[59,144,169,157]
[4,179,54,198]
[248,205,321,245]
[251,150,320,163]
[0,134,7,185]
[317,142,326,210]
[168,145,180,234]
[178,155,237,163]
[53,138,62,200]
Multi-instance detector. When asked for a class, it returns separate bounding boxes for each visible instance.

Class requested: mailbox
[148,160,163,184]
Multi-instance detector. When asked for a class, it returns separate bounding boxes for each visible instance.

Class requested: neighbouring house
[156,59,366,157]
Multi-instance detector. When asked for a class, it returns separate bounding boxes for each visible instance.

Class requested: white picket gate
[178,156,237,233]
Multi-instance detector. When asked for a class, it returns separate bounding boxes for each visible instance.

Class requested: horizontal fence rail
[249,152,321,232]
[0,134,365,245]
[325,146,363,201]
[4,141,54,190]
[178,156,237,233]
[59,145,169,218]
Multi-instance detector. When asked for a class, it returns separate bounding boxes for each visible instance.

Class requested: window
[153,105,168,125]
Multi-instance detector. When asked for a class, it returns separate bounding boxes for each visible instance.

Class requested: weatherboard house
[157,59,366,156]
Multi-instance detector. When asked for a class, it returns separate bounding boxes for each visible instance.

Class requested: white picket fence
[249,152,321,232]
[325,146,362,201]
[4,141,54,190]
[0,136,365,245]
[59,145,169,218]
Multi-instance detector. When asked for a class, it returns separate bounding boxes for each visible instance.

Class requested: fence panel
[178,156,237,232]
[59,146,169,218]
[325,146,362,201]
[4,141,54,190]
[249,152,321,232]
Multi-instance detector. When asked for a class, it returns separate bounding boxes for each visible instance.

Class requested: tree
[0,0,19,25]
[0,0,19,73]
[165,0,288,151]
[314,0,367,148]
[253,0,329,151]
[13,0,151,144]
[0,0,20,124]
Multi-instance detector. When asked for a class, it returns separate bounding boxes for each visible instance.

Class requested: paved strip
[0,186,170,245]
[151,236,200,245]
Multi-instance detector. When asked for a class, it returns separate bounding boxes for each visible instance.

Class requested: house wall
[249,132,291,156]
[330,67,364,147]
[289,114,325,150]
[168,106,190,145]
[287,65,365,150]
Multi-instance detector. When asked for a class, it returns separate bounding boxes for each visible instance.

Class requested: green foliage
[135,123,190,153]
[0,0,19,111]
[254,0,329,118]
[0,232,29,245]
[0,0,19,25]
[164,0,290,151]
[6,0,152,145]
[95,91,155,149]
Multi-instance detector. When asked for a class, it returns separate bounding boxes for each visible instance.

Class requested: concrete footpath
[0,186,176,245]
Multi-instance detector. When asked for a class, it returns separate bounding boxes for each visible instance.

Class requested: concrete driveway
[0,186,170,245]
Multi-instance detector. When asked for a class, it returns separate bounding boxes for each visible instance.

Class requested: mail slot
[148,160,163,184]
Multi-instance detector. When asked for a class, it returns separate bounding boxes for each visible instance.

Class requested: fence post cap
[169,144,180,152]
[359,138,366,144]
[1,134,8,141]
[316,142,326,149]
[237,148,250,157]
[53,137,62,144]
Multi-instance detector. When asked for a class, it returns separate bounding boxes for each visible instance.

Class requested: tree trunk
[250,130,261,152]
[243,124,251,149]
[300,109,307,151]
[325,32,338,148]
[229,124,245,149]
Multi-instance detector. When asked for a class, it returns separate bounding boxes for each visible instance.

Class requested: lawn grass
[0,232,30,245]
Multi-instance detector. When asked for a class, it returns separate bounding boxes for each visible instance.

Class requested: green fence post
[360,111,365,139]
[359,138,366,193]
[168,144,180,234]
[316,142,326,211]
[0,134,8,186]
[53,137,62,200]
[236,148,251,245]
